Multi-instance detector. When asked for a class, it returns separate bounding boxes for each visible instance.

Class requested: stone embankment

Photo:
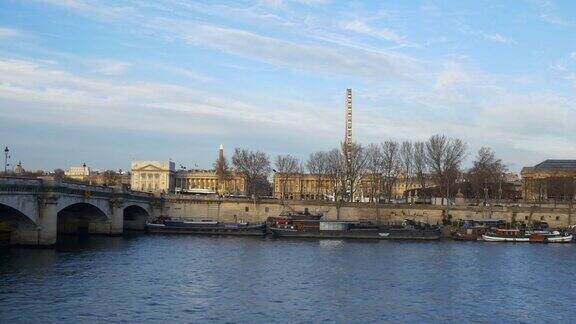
[163,195,575,228]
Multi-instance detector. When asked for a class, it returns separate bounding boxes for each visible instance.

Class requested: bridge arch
[57,202,109,235]
[123,204,150,231]
[0,203,37,245]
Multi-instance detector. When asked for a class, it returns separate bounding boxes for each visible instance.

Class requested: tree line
[218,134,507,201]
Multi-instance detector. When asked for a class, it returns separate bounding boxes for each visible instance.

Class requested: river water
[1,235,575,323]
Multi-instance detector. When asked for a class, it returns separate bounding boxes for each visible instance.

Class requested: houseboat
[146,218,266,236]
[452,219,506,241]
[482,228,573,243]
[265,209,323,234]
[269,218,441,240]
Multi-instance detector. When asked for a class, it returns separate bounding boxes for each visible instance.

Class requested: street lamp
[4,146,9,175]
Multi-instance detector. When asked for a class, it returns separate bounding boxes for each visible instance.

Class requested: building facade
[273,174,335,200]
[174,170,247,196]
[273,173,429,202]
[131,161,175,193]
[172,145,247,196]
[521,160,576,202]
[64,165,92,181]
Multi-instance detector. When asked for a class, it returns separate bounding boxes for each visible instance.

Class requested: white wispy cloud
[35,0,419,80]
[91,59,130,76]
[341,20,415,47]
[483,33,512,44]
[292,0,330,5]
[540,13,571,27]
[0,57,339,138]
[180,23,417,78]
[0,27,21,39]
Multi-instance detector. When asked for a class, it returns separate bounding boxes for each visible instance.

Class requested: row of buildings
[126,158,576,203]
[130,145,247,196]
[12,154,573,204]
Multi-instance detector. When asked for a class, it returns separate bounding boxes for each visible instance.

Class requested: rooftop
[533,159,576,170]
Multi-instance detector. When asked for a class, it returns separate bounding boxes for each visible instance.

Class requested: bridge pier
[37,195,58,245]
[110,201,124,235]
[87,221,113,235]
[12,227,41,246]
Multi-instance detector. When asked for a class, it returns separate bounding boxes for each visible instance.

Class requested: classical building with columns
[273,173,428,202]
[174,170,247,195]
[273,174,335,200]
[174,145,247,196]
[65,165,92,182]
[130,161,175,193]
[521,159,576,202]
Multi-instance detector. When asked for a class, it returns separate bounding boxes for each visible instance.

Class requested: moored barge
[146,219,266,236]
[482,228,573,243]
[452,219,506,241]
[270,219,441,240]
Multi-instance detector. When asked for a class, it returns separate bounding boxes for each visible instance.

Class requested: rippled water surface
[1,235,576,323]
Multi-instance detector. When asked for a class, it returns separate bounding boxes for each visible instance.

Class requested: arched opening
[0,203,37,246]
[123,205,149,231]
[57,203,108,236]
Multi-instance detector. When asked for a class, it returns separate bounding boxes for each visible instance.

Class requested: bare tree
[400,141,413,200]
[365,143,383,203]
[53,168,65,181]
[325,148,346,201]
[306,151,329,199]
[214,151,231,194]
[232,148,271,198]
[381,140,400,201]
[413,141,428,198]
[102,170,121,186]
[275,154,300,199]
[343,142,368,202]
[425,134,467,201]
[468,147,507,201]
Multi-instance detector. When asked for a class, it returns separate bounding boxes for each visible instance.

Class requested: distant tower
[344,88,353,154]
[219,144,224,160]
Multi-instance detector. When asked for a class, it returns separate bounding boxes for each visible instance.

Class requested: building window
[540,216,544,221]
[265,207,269,213]
[245,207,249,212]
[556,216,560,221]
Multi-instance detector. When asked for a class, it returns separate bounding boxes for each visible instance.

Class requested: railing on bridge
[0,176,156,201]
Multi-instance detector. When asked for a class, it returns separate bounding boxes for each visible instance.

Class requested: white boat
[545,234,573,243]
[483,228,573,243]
[482,229,529,242]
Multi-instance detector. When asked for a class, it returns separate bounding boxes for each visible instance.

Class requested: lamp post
[4,146,9,175]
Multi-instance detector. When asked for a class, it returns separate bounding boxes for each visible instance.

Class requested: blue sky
[1,0,576,172]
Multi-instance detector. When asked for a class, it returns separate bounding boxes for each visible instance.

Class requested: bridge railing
[0,176,44,186]
[0,176,157,201]
[0,176,45,193]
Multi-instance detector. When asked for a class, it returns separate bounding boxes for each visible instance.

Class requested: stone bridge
[0,177,161,246]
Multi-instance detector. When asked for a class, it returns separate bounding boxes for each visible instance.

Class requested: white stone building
[130,161,175,193]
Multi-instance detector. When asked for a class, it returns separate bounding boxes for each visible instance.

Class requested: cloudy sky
[1,0,575,172]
